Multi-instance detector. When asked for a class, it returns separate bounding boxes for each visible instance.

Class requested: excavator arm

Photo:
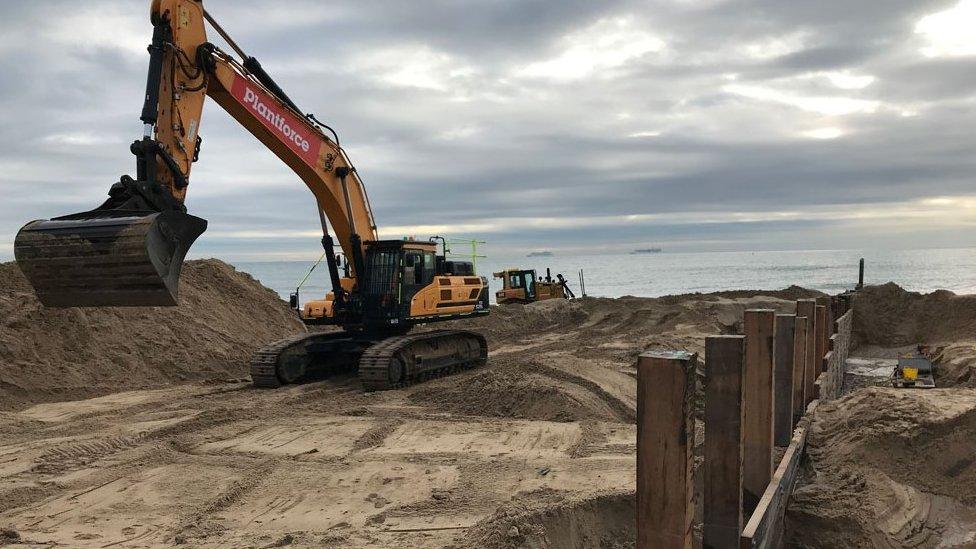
[14,0,493,392]
[15,0,376,307]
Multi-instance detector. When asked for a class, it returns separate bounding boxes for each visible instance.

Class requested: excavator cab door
[401,249,435,305]
[359,244,401,327]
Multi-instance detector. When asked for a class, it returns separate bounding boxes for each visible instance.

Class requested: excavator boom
[13,0,491,392]
[14,0,376,307]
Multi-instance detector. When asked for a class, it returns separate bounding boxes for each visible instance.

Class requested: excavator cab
[359,240,416,327]
[357,240,486,328]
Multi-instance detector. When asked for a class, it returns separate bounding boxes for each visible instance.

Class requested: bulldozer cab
[512,270,537,300]
[494,267,572,305]
[493,269,538,304]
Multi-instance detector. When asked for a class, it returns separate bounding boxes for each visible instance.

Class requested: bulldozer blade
[14,210,207,307]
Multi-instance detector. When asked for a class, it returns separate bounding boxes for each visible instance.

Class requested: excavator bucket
[14,210,207,307]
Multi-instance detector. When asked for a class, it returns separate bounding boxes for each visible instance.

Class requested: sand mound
[444,291,818,348]
[922,343,976,388]
[787,387,976,547]
[409,356,635,423]
[853,283,976,347]
[454,288,821,333]
[419,290,815,423]
[454,490,635,549]
[0,259,303,410]
[437,298,590,346]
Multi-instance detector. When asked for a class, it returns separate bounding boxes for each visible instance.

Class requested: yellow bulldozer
[493,268,575,305]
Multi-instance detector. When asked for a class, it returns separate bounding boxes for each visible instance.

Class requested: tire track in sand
[522,360,635,423]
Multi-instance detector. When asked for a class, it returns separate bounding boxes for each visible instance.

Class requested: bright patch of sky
[723,84,880,116]
[916,0,976,57]
[518,16,664,80]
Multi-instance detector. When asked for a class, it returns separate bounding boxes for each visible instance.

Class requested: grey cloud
[1,0,975,261]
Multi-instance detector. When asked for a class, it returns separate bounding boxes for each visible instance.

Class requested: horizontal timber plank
[740,400,820,549]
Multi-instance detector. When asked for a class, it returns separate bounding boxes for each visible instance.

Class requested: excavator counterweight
[15,210,206,307]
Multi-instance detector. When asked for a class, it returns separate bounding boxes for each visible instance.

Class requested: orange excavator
[14,0,489,390]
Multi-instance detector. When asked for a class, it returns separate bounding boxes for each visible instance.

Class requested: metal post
[857,258,864,290]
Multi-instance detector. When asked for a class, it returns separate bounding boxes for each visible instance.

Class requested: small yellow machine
[892,354,936,388]
[493,268,575,305]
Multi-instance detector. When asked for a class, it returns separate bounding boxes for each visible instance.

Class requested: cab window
[423,252,435,284]
[404,252,422,285]
[404,251,436,286]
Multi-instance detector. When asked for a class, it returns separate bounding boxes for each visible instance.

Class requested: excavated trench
[787,284,976,547]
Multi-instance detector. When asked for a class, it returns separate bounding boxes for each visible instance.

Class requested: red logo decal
[231,77,323,168]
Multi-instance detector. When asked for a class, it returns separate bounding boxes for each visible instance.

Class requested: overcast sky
[1,0,975,260]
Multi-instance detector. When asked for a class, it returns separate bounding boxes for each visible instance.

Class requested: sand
[786,283,976,547]
[454,490,635,549]
[0,264,820,548]
[851,283,976,346]
[788,388,976,547]
[850,283,976,387]
[7,268,976,548]
[0,260,304,410]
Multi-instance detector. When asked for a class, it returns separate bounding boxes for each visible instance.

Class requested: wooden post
[742,309,775,518]
[703,336,745,549]
[815,306,827,373]
[796,300,818,407]
[792,317,808,427]
[637,350,697,549]
[773,315,795,447]
[817,296,835,343]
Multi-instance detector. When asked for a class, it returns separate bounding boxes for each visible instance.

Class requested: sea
[233,248,976,306]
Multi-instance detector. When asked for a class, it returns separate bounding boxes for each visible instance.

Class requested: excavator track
[358,330,487,392]
[251,329,487,391]
[249,331,361,388]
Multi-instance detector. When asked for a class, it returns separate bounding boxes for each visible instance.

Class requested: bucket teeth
[14,210,207,307]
